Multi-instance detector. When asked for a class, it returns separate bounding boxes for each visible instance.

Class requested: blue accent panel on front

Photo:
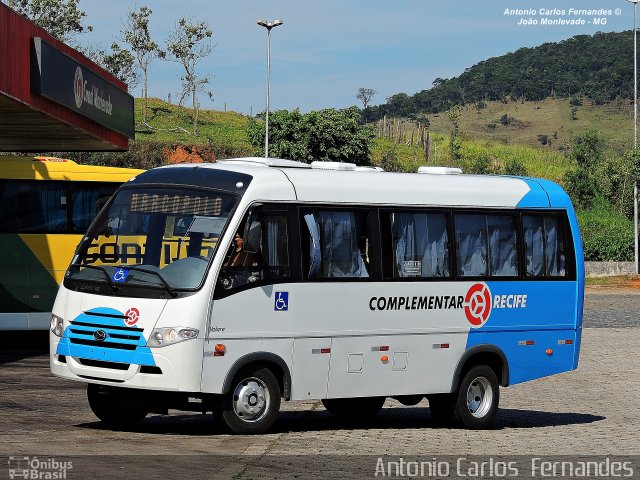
[515,178,550,208]
[465,281,579,385]
[56,307,155,366]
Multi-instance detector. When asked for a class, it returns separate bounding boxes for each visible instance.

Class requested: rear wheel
[87,384,148,428]
[321,397,385,418]
[220,366,281,434]
[452,365,500,429]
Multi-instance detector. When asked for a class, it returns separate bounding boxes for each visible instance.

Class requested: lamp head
[256,18,284,29]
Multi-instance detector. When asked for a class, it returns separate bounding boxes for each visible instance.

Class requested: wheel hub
[466,376,493,418]
[232,378,269,422]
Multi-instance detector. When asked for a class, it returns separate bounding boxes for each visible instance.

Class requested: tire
[87,384,148,428]
[452,365,500,429]
[427,393,456,425]
[221,367,281,434]
[321,397,385,418]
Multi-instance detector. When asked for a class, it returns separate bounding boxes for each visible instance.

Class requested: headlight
[147,327,199,348]
[50,315,64,337]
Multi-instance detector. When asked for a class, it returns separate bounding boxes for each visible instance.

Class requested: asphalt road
[0,291,638,479]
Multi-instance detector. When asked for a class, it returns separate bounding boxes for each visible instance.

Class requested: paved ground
[0,290,638,478]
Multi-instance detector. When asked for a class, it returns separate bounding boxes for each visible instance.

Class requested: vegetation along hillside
[363,30,635,122]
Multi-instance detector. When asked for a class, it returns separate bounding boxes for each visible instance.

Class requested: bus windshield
[65,187,237,293]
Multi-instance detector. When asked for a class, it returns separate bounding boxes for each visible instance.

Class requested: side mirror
[243,208,262,253]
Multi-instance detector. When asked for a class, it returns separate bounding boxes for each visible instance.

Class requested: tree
[121,6,163,123]
[247,107,375,165]
[6,0,92,44]
[356,88,376,109]
[446,107,463,163]
[166,17,213,134]
[564,130,604,209]
[86,43,140,88]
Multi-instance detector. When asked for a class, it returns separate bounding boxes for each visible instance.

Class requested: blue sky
[82,0,633,114]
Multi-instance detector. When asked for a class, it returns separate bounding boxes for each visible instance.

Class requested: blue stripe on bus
[56,307,156,367]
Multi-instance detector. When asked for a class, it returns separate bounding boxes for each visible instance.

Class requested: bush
[577,199,634,261]
[469,153,491,174]
[505,159,528,176]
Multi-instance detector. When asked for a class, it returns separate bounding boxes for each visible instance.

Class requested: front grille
[68,318,143,351]
[78,359,130,370]
[70,338,136,350]
[140,366,163,374]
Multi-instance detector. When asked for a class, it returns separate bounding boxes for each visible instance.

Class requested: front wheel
[87,384,148,428]
[221,367,281,434]
[452,365,500,429]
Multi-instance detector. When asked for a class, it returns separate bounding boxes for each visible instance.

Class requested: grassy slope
[370,134,571,183]
[134,98,253,153]
[132,97,632,185]
[425,98,634,153]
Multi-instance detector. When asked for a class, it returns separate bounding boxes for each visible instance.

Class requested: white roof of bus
[188,158,539,209]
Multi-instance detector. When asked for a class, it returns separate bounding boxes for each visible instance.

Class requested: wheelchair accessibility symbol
[274,292,288,311]
[112,267,130,283]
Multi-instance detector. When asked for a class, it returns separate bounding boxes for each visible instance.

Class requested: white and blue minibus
[50,158,584,434]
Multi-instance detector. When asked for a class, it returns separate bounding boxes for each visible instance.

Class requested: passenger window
[302,210,369,279]
[387,211,450,278]
[454,213,518,278]
[69,183,119,233]
[218,207,290,290]
[0,180,67,233]
[523,215,567,277]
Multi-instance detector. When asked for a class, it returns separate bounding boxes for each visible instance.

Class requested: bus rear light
[558,339,573,345]
[214,344,226,356]
[518,340,535,346]
[432,343,450,349]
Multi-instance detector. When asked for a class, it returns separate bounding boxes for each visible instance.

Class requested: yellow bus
[0,156,143,330]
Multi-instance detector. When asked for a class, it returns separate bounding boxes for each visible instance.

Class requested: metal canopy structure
[0,3,134,152]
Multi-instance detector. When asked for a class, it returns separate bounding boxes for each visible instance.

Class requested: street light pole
[629,0,640,274]
[257,19,283,159]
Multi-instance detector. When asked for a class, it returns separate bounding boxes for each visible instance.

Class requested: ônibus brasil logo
[125,307,140,326]
[73,66,84,109]
[464,283,492,327]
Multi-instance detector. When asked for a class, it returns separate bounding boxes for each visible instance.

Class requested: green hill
[364,30,635,122]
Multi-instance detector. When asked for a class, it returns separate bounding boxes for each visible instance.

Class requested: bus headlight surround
[147,327,199,347]
[50,315,64,337]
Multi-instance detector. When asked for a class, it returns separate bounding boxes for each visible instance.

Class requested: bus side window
[69,182,119,233]
[219,208,290,290]
[454,213,518,278]
[302,210,369,279]
[386,211,450,278]
[523,214,567,277]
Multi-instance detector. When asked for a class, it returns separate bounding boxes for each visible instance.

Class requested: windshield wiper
[119,265,178,298]
[76,264,119,292]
